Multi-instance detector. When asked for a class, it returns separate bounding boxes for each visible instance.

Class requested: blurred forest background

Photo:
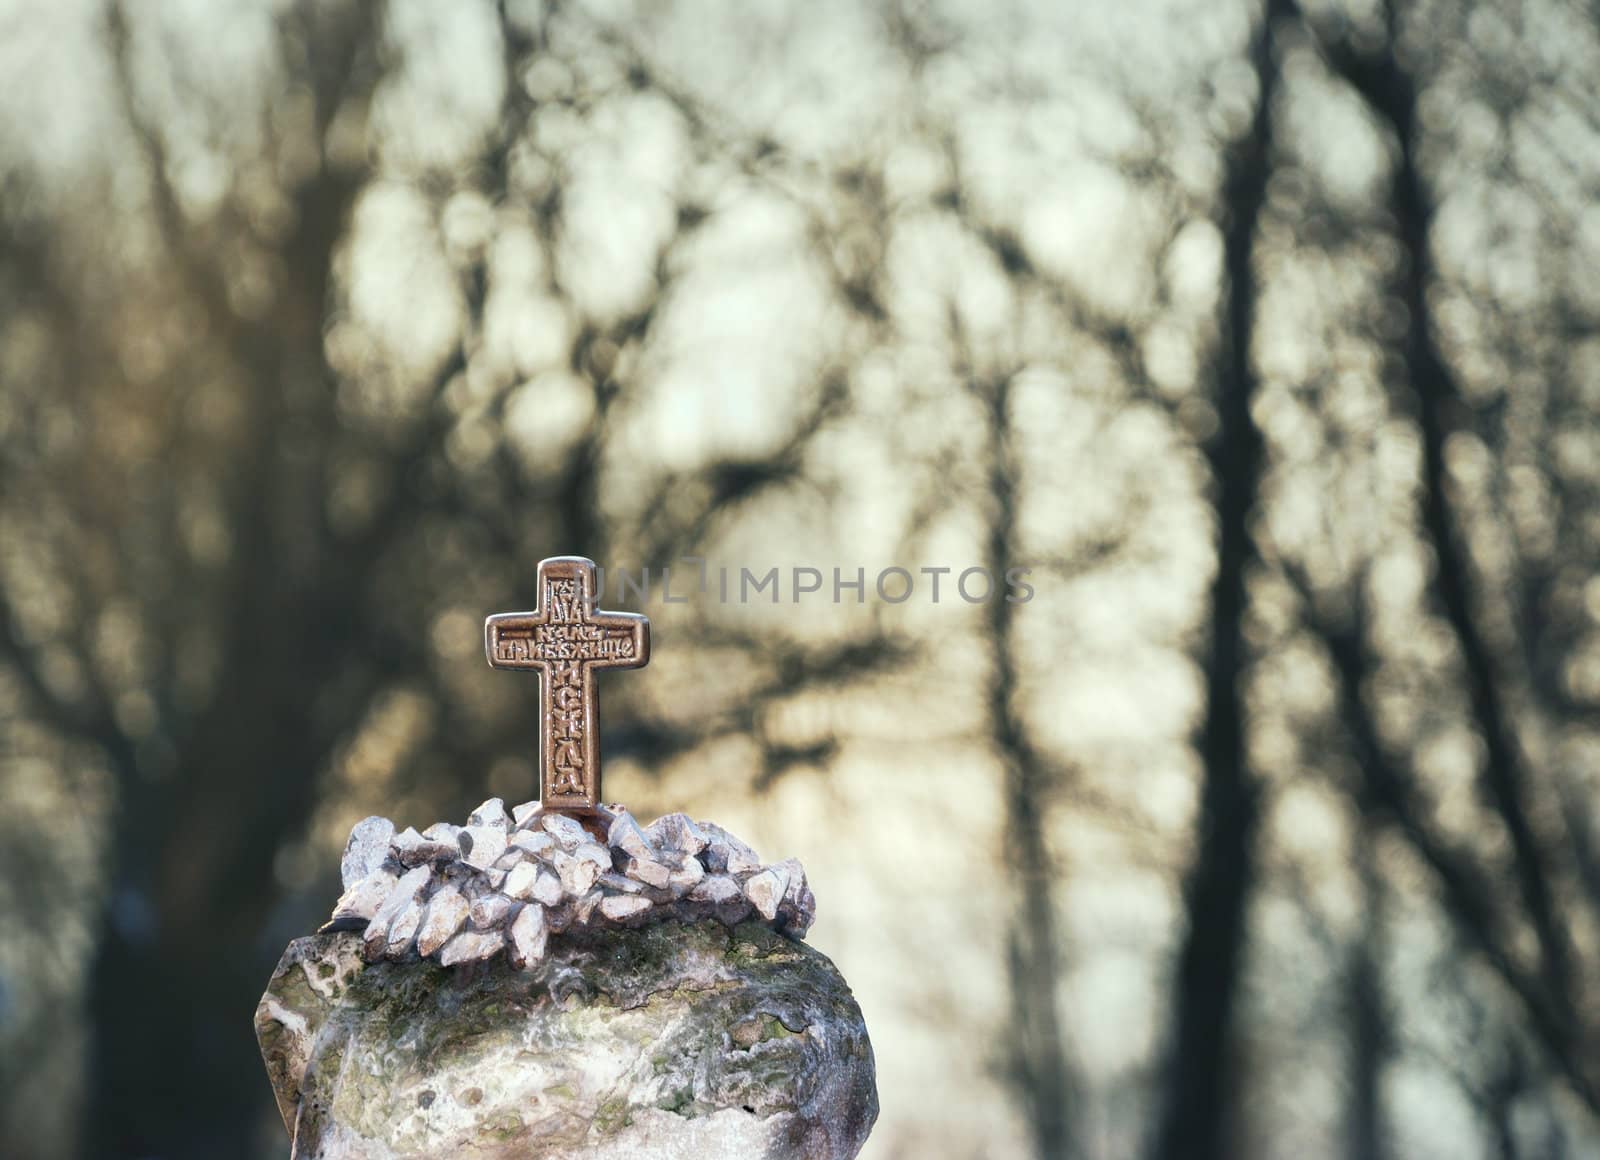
[1,0,1598,1157]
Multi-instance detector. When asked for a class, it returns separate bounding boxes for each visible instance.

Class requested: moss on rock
[256,920,876,1159]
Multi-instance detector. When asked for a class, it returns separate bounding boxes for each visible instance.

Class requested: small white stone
[742,867,790,922]
[510,830,556,858]
[421,821,460,844]
[393,826,456,866]
[599,871,645,895]
[624,857,671,889]
[385,899,424,958]
[416,885,469,958]
[390,827,425,864]
[701,822,762,876]
[511,801,541,827]
[775,857,808,901]
[504,862,540,900]
[599,894,652,921]
[459,825,508,871]
[327,868,397,928]
[507,903,548,969]
[574,890,603,924]
[574,842,611,870]
[541,813,589,849]
[530,869,563,907]
[771,858,804,896]
[645,813,708,857]
[382,864,434,910]
[607,811,656,862]
[439,929,504,967]
[559,856,599,898]
[341,817,395,889]
[687,874,742,906]
[468,797,509,830]
[470,893,513,930]
[667,852,705,897]
[363,865,432,958]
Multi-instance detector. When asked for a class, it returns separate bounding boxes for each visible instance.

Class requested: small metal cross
[485,556,650,811]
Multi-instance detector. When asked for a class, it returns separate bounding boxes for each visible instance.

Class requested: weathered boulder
[255,920,877,1159]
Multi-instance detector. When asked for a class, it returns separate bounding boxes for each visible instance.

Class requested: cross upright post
[484,556,650,812]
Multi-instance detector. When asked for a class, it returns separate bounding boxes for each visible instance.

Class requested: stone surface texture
[323,801,816,970]
[256,920,877,1159]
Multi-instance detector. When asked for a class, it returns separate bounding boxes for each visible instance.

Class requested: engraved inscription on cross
[484,556,650,812]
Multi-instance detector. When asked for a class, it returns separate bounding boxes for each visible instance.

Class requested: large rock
[255,920,877,1159]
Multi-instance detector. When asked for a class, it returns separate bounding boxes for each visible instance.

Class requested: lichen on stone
[255,920,878,1159]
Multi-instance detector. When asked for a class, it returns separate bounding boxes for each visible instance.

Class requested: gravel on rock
[329,801,815,968]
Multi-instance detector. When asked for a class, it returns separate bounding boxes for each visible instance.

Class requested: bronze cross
[485,556,650,811]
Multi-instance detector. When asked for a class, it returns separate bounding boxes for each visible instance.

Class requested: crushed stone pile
[322,799,815,968]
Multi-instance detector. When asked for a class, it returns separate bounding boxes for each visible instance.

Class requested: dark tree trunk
[1151,4,1281,1158]
[82,11,376,1143]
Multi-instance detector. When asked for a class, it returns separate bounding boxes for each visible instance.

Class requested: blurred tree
[1152,3,1283,1157]
[1236,0,1600,1151]
[1296,0,1600,1117]
[1154,0,1600,1153]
